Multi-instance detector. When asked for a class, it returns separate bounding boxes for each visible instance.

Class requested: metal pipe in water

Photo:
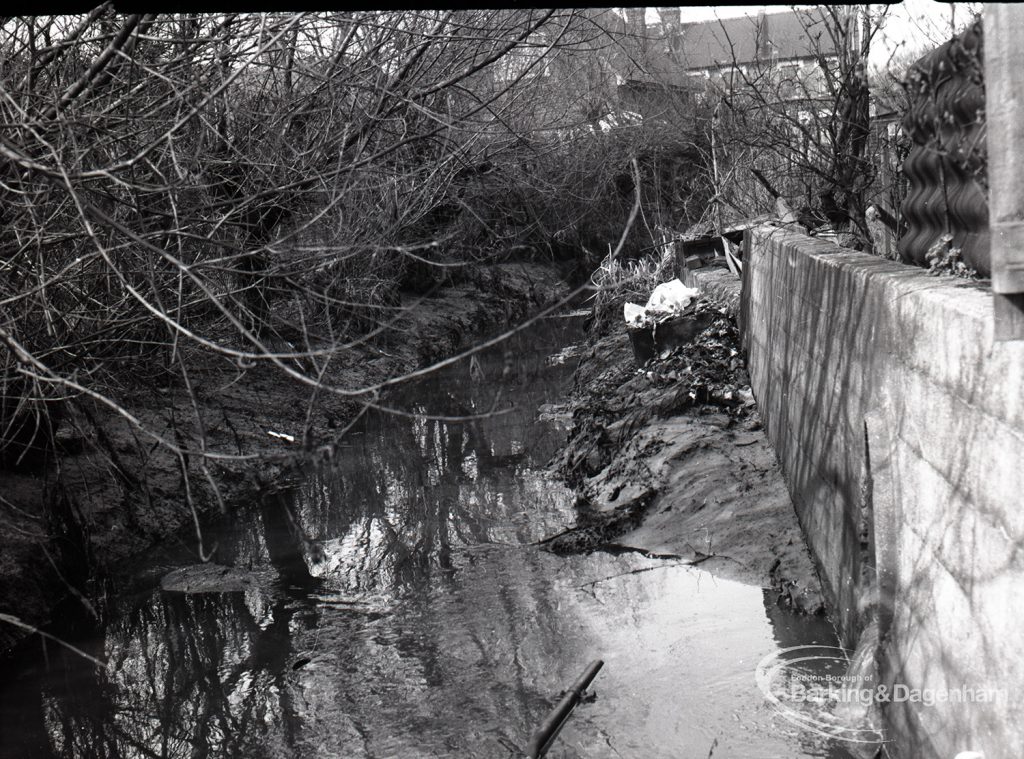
[525,659,604,759]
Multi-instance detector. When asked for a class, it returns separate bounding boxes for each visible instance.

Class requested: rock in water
[160,563,261,594]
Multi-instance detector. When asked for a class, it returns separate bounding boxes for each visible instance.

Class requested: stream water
[0,313,858,759]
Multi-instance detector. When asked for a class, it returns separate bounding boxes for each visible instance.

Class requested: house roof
[676,9,841,71]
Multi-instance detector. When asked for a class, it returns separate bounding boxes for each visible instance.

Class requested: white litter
[624,278,700,328]
[623,302,647,328]
[646,279,699,321]
[267,430,295,443]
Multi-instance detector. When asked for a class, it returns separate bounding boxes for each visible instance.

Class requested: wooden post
[985,4,1024,340]
[526,660,604,758]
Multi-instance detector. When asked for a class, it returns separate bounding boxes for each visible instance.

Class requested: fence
[898,18,989,275]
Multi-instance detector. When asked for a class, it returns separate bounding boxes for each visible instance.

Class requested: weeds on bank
[926,234,979,279]
[588,245,676,336]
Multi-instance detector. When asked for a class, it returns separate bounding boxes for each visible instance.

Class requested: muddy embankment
[544,294,827,614]
[0,263,568,654]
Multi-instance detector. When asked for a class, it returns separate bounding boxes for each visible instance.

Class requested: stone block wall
[742,225,1024,759]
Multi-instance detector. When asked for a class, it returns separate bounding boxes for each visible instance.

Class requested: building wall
[742,225,1024,759]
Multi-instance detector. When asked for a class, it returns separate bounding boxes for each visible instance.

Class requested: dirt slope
[545,299,827,615]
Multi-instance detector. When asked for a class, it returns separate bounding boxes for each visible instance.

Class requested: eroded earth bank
[543,289,826,615]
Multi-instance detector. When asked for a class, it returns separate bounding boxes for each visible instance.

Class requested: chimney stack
[657,7,682,31]
[624,7,647,36]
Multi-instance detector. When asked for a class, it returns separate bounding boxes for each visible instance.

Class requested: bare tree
[686,6,889,248]
[0,9,715,590]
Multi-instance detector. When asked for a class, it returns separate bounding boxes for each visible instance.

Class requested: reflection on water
[0,316,853,759]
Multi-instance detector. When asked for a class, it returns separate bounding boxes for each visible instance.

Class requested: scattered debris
[538,491,655,554]
[622,278,700,329]
[722,238,743,276]
[622,279,707,365]
[623,302,647,328]
[644,279,700,322]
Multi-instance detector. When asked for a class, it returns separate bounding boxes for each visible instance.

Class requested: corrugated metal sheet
[899,19,989,274]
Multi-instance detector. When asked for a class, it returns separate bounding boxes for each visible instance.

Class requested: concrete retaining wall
[742,225,1024,759]
[678,264,742,318]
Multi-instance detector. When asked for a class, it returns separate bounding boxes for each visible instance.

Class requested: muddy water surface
[1,314,855,759]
